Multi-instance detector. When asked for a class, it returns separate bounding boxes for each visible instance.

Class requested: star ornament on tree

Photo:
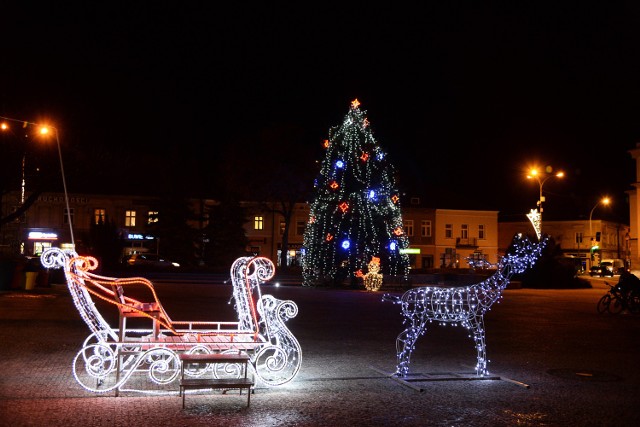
[351,98,360,109]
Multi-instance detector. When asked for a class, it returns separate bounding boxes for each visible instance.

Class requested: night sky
[2,3,639,222]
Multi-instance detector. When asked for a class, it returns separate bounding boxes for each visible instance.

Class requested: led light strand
[41,248,302,393]
[302,99,410,286]
[383,233,548,377]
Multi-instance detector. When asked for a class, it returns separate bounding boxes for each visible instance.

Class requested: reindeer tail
[382,294,401,304]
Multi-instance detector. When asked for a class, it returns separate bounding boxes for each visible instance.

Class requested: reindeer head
[498,233,548,278]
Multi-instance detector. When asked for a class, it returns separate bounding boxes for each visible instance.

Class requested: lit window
[148,211,159,224]
[94,208,106,225]
[254,216,264,230]
[125,210,136,227]
[280,221,286,235]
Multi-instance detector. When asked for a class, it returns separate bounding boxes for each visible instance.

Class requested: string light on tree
[301,99,410,287]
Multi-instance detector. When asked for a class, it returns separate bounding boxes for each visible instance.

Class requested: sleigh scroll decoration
[41,248,302,395]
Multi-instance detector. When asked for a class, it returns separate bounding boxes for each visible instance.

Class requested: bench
[40,248,302,396]
[179,352,253,408]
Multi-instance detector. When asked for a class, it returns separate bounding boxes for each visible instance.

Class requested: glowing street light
[589,197,610,248]
[526,166,564,231]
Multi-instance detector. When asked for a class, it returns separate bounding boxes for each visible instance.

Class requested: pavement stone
[0,276,638,427]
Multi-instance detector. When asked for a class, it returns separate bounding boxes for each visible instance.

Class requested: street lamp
[0,116,74,248]
[589,197,610,249]
[526,166,564,229]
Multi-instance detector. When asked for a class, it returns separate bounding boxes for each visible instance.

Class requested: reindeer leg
[468,316,488,376]
[395,320,425,377]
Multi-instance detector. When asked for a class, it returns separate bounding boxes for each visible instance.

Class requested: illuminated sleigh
[41,248,301,395]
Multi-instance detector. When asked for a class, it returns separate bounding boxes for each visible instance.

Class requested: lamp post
[589,197,610,250]
[526,166,564,231]
[40,125,75,247]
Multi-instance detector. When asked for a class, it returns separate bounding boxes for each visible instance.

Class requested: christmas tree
[302,99,410,287]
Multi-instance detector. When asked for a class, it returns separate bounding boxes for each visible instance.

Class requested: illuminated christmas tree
[302,99,410,287]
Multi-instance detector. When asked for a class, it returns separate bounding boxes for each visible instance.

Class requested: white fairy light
[41,248,302,394]
[383,233,547,377]
[527,209,542,240]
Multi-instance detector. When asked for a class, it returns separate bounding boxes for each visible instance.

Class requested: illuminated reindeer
[383,233,547,377]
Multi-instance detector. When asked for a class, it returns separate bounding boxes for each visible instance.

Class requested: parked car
[589,264,614,277]
[600,259,626,275]
[124,253,180,269]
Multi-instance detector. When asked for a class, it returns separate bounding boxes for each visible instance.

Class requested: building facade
[1,190,503,271]
[1,188,631,273]
[498,219,630,272]
[627,143,640,270]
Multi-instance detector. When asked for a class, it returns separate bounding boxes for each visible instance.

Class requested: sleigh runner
[41,248,302,395]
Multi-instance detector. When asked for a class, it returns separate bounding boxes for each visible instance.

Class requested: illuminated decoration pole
[526,209,541,241]
[526,166,564,234]
[301,99,410,286]
[0,116,74,248]
[589,197,610,261]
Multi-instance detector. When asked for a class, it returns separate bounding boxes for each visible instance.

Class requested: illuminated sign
[400,248,421,254]
[28,231,58,240]
[127,234,155,240]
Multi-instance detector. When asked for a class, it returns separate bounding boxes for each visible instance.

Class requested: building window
[125,210,136,227]
[94,208,106,225]
[403,220,414,237]
[478,224,485,240]
[445,224,453,239]
[254,216,264,230]
[461,224,468,239]
[64,208,74,225]
[576,232,583,244]
[280,221,286,235]
[148,211,159,224]
[296,220,306,236]
[421,220,431,237]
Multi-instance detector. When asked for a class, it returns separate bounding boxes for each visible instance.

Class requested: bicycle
[597,282,640,314]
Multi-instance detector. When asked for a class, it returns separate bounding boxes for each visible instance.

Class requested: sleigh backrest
[230,256,275,337]
[41,248,119,342]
